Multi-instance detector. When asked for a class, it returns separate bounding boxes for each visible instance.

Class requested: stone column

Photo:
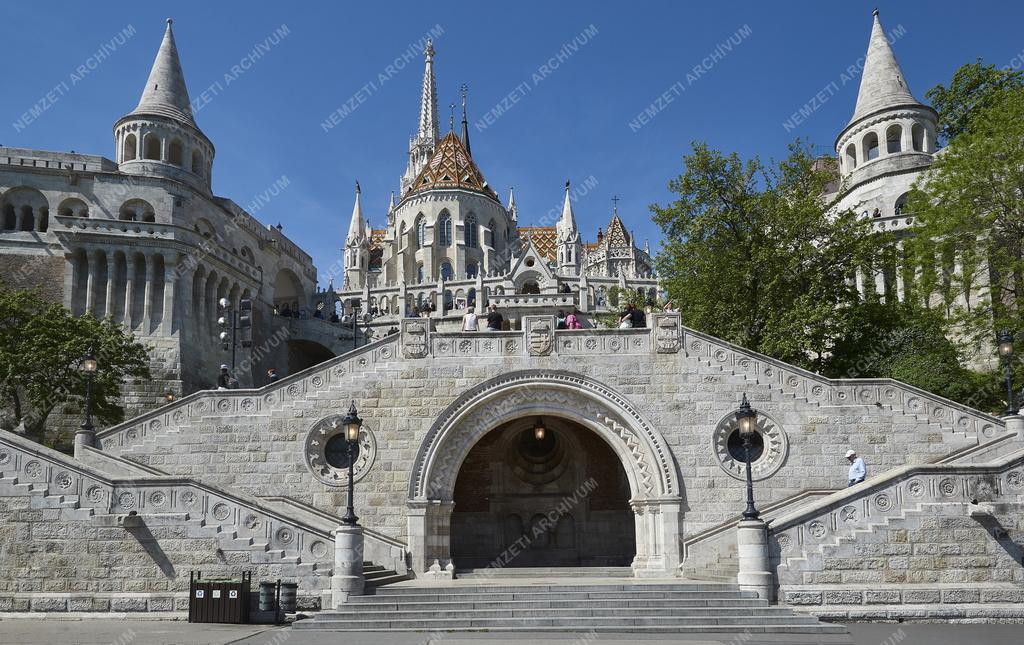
[854,267,865,299]
[85,250,97,315]
[873,266,886,303]
[1004,415,1024,445]
[124,255,136,328]
[331,524,365,607]
[63,252,77,311]
[895,241,906,303]
[104,253,117,319]
[162,255,177,335]
[954,251,970,309]
[737,518,773,601]
[407,500,455,577]
[142,253,154,333]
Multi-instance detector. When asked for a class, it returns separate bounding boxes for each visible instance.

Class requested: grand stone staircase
[296,578,848,634]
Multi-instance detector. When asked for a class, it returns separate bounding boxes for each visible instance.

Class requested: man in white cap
[846,449,866,487]
[217,364,232,390]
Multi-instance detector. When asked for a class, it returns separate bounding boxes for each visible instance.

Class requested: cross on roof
[611,195,620,215]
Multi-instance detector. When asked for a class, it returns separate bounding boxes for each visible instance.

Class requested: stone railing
[489,293,577,308]
[680,326,1004,441]
[0,429,336,567]
[96,334,399,452]
[769,446,1024,585]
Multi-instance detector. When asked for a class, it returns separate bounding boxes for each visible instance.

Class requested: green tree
[925,59,1024,144]
[0,284,151,449]
[906,86,1024,347]
[652,142,887,372]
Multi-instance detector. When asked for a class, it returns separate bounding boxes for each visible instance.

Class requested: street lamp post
[340,402,362,526]
[76,345,99,454]
[998,329,1016,415]
[736,393,760,521]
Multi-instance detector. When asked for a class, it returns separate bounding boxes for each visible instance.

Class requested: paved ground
[2,620,1024,645]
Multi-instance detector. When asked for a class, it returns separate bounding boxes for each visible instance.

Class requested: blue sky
[3,1,1023,286]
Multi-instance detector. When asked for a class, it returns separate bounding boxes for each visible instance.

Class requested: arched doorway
[407,370,684,578]
[451,416,635,569]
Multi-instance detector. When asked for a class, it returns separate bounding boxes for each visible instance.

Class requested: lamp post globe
[998,329,1017,415]
[736,394,760,520]
[340,402,363,526]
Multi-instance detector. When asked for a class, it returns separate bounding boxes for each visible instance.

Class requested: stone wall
[96,318,1006,553]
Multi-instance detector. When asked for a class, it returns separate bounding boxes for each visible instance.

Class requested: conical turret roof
[848,10,923,125]
[128,19,198,129]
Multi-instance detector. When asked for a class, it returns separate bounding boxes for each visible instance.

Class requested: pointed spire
[848,10,922,124]
[507,187,518,221]
[346,181,366,246]
[388,191,396,212]
[460,84,472,156]
[557,180,579,242]
[130,19,198,128]
[418,40,439,142]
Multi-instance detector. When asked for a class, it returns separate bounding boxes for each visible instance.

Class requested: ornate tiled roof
[517,227,557,261]
[603,214,631,247]
[406,131,497,200]
[369,228,386,250]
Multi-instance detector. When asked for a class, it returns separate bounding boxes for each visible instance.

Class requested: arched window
[464,213,478,248]
[415,214,427,248]
[143,134,161,160]
[2,205,15,230]
[191,150,203,173]
[168,139,184,166]
[845,144,857,171]
[416,263,424,283]
[440,261,453,281]
[399,222,407,249]
[895,193,909,215]
[863,132,879,161]
[123,134,137,161]
[438,211,452,247]
[466,262,478,278]
[886,125,902,154]
[487,219,497,247]
[911,123,925,152]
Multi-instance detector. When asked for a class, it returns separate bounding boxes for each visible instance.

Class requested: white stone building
[335,40,660,327]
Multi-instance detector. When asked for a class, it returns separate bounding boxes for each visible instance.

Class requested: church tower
[344,182,370,290]
[401,40,439,194]
[556,181,583,276]
[113,19,214,194]
[834,10,937,218]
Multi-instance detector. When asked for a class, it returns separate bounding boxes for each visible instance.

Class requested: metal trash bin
[279,582,298,613]
[258,581,277,612]
[188,571,251,624]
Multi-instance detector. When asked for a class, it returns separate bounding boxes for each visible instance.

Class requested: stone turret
[835,10,937,188]
[113,19,214,193]
[344,182,370,290]
[556,181,583,276]
[401,40,439,194]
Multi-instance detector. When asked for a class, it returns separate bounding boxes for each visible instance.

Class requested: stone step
[364,569,399,581]
[339,597,769,610]
[455,566,633,578]
[296,616,843,632]
[364,573,411,587]
[351,590,760,603]
[370,582,749,596]
[326,606,805,619]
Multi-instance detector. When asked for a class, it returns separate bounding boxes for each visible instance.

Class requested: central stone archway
[407,370,685,577]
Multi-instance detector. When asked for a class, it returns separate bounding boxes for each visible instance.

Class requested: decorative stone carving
[402,319,429,358]
[310,540,329,558]
[1006,471,1024,490]
[23,460,43,478]
[54,471,73,490]
[149,491,167,507]
[244,514,261,530]
[410,370,678,500]
[525,317,553,356]
[776,533,793,553]
[86,486,105,504]
[807,521,826,539]
[305,414,377,486]
[711,410,789,482]
[839,506,858,523]
[874,493,893,511]
[212,503,231,520]
[276,527,294,544]
[118,492,137,509]
[938,478,957,497]
[181,491,198,507]
[0,448,10,465]
[906,479,925,497]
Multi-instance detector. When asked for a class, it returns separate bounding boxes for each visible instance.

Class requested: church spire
[460,84,472,156]
[130,19,198,128]
[418,39,439,142]
[345,181,367,246]
[507,187,518,222]
[848,10,922,124]
[556,180,582,276]
[557,180,579,242]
